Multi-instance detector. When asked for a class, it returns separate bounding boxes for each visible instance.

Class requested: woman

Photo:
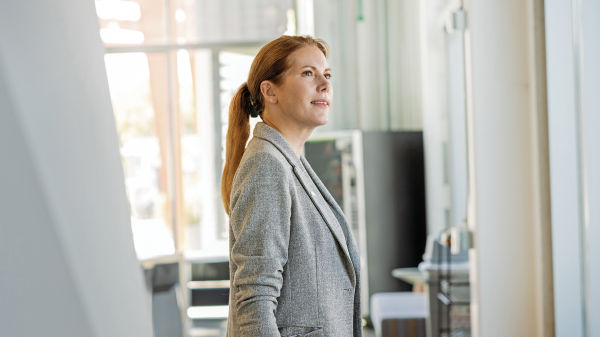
[222,35,362,337]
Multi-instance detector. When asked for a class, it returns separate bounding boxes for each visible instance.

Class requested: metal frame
[105,40,270,54]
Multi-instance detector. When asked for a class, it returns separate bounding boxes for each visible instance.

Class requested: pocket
[302,329,324,337]
[280,327,323,337]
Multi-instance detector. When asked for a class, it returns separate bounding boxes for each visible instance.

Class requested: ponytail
[221,35,330,214]
[221,83,252,215]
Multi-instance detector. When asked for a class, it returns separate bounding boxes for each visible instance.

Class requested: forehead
[287,46,329,70]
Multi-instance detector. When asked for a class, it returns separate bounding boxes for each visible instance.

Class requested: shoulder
[232,137,293,189]
[230,137,294,214]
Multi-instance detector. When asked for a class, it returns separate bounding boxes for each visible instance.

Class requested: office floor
[188,320,377,337]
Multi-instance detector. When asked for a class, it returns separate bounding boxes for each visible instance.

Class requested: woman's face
[268,46,332,128]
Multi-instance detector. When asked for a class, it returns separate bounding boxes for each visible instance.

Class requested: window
[97,0,295,259]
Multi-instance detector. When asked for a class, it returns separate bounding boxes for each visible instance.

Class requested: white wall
[0,1,153,336]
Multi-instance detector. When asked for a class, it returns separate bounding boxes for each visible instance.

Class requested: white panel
[0,1,153,336]
[0,60,95,337]
[582,0,600,334]
[446,32,468,229]
[419,0,450,236]
[545,0,585,336]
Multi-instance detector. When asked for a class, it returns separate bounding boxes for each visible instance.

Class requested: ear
[260,81,278,104]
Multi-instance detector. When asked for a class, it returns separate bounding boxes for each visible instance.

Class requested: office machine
[184,253,230,336]
[304,131,427,316]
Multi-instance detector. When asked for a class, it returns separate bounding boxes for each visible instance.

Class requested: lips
[310,99,330,107]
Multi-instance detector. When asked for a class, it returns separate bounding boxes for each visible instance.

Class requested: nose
[318,74,332,93]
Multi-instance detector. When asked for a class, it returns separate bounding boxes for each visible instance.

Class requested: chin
[309,117,328,128]
[312,111,329,126]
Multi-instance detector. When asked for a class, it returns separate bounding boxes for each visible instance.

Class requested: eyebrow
[300,65,331,72]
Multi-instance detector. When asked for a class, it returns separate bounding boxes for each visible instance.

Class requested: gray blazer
[227,123,362,337]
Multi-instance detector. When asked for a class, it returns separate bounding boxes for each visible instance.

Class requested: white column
[0,1,153,336]
[464,0,544,336]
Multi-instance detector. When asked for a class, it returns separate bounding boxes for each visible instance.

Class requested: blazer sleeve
[229,152,292,336]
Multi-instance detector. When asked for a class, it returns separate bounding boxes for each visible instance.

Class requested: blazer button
[310,191,316,197]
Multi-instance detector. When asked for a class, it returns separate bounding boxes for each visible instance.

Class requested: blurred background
[0,0,598,337]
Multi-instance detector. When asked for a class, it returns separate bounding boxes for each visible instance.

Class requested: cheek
[293,80,314,98]
[298,86,313,104]
[283,84,306,105]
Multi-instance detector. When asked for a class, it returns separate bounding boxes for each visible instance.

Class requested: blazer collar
[253,123,348,224]
[252,122,301,168]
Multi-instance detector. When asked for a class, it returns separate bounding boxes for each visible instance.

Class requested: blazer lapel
[300,157,350,225]
[300,157,360,281]
[292,166,357,287]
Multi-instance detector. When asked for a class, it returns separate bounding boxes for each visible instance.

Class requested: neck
[261,116,315,158]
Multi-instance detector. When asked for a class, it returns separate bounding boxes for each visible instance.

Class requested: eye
[302,70,313,76]
[325,73,332,79]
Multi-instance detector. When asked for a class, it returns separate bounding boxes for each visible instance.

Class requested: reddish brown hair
[221,35,329,214]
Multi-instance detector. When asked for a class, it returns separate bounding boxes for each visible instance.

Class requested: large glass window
[97,0,293,260]
[172,0,294,44]
[96,0,167,45]
[104,52,176,259]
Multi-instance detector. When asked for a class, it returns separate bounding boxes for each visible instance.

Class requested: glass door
[420,0,471,335]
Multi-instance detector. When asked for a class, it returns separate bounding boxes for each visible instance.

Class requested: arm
[229,152,291,336]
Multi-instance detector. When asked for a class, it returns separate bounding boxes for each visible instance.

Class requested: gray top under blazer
[226,123,362,337]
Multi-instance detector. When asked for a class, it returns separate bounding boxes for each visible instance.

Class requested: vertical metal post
[164,0,180,251]
[165,1,189,335]
[211,50,225,238]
